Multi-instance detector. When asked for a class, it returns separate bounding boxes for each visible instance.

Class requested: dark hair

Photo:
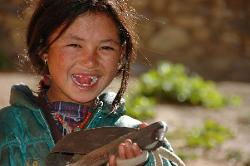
[27,0,138,111]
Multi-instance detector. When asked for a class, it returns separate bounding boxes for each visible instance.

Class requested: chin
[70,93,98,104]
[67,82,104,103]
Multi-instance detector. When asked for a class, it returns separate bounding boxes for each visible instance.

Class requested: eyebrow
[68,34,120,45]
[68,34,85,41]
[100,39,120,46]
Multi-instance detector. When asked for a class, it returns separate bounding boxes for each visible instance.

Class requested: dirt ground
[152,82,250,166]
[0,72,250,166]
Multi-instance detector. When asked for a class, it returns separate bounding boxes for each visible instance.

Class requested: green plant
[125,94,156,121]
[124,61,241,121]
[226,150,242,162]
[186,120,233,149]
[137,61,240,108]
[175,149,198,161]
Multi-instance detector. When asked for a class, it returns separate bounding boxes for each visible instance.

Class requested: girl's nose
[79,48,98,68]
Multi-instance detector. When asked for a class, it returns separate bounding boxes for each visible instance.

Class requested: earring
[44,59,48,65]
[117,62,123,70]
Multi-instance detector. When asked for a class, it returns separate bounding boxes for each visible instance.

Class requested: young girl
[0,0,181,166]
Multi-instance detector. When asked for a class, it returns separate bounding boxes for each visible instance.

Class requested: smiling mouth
[71,74,99,88]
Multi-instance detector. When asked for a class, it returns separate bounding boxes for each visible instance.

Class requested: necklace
[55,110,92,134]
[41,90,101,135]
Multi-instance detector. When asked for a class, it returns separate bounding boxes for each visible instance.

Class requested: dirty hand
[108,123,148,166]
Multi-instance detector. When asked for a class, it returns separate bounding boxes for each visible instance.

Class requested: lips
[71,74,99,88]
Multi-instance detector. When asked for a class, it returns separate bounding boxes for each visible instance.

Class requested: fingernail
[125,139,132,144]
[119,143,126,147]
[119,143,125,150]
[132,143,140,150]
[133,143,139,148]
[134,143,142,152]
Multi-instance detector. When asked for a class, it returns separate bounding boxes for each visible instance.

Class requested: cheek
[48,51,71,75]
[100,51,120,68]
[103,57,119,72]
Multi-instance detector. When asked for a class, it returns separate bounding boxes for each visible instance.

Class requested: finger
[125,139,132,144]
[118,143,126,159]
[124,140,134,158]
[132,143,143,156]
[108,154,116,166]
[139,122,148,129]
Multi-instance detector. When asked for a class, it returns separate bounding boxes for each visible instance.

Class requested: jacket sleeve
[0,106,27,166]
[0,105,53,166]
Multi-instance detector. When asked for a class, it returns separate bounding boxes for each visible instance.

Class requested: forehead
[51,12,120,42]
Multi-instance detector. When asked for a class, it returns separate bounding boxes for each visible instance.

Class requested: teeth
[71,75,98,88]
[91,76,98,84]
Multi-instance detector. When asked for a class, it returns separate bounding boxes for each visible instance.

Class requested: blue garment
[0,84,176,166]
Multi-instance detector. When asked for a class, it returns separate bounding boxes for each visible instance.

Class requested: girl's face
[44,13,122,104]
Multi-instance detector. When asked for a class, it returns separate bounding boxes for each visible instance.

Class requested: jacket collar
[10,83,40,111]
[9,84,125,116]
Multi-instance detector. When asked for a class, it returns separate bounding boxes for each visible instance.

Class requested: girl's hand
[108,139,143,166]
[108,122,148,166]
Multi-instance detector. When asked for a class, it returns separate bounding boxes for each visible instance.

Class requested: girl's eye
[100,46,115,51]
[67,44,81,48]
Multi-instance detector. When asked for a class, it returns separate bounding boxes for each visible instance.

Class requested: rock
[193,27,211,41]
[149,26,191,52]
[167,1,187,14]
[139,21,156,41]
[246,40,250,58]
[130,0,149,11]
[221,31,240,45]
[148,0,168,14]
[174,15,206,28]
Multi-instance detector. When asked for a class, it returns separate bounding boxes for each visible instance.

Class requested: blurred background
[0,0,250,165]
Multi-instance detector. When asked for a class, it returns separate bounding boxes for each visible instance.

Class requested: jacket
[0,84,175,166]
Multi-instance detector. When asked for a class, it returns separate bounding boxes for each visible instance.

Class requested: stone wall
[130,0,250,82]
[0,0,28,70]
[0,0,249,81]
